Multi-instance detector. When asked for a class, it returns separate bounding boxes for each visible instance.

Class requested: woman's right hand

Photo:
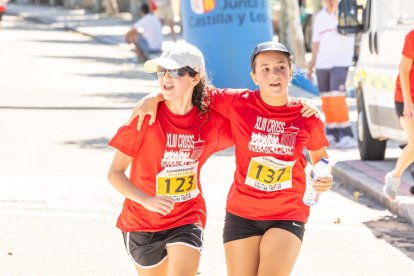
[141,195,175,216]
[127,92,163,130]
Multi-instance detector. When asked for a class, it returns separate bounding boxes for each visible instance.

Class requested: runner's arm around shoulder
[297,97,321,118]
[107,150,174,215]
[128,91,164,130]
[308,147,333,193]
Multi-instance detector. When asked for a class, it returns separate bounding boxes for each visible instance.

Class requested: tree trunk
[279,0,306,68]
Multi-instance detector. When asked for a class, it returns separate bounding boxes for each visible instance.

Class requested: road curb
[333,161,414,225]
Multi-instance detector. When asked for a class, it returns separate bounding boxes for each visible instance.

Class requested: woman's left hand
[313,175,333,192]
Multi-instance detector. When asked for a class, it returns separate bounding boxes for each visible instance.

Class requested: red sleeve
[108,116,149,157]
[208,88,240,118]
[402,30,414,59]
[305,117,329,151]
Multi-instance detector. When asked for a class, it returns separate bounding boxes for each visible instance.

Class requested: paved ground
[1,3,414,275]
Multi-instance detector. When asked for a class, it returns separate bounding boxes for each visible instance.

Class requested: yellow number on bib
[247,160,291,185]
[157,174,196,196]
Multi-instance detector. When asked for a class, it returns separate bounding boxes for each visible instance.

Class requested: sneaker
[336,136,357,149]
[327,135,337,147]
[383,171,400,200]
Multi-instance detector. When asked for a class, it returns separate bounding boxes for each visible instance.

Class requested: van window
[377,0,414,28]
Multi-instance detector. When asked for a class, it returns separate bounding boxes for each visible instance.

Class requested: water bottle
[303,158,331,206]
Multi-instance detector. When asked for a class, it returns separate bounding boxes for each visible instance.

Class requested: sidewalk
[6,3,414,226]
[333,159,414,224]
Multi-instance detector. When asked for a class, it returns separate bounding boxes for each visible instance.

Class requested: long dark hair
[187,68,211,115]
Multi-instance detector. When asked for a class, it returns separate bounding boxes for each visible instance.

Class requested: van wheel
[356,90,386,160]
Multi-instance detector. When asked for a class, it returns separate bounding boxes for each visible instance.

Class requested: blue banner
[181,0,273,89]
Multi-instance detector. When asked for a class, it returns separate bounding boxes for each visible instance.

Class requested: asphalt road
[0,14,413,276]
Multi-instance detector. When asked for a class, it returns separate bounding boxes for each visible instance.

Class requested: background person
[151,0,177,42]
[125,3,162,63]
[383,29,414,200]
[307,0,357,149]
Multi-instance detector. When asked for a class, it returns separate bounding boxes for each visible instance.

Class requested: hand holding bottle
[303,158,333,206]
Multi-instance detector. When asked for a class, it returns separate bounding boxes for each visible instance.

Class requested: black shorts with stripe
[122,224,203,269]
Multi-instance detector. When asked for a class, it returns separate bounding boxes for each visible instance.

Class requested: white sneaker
[383,171,400,200]
[336,136,357,149]
[327,135,337,147]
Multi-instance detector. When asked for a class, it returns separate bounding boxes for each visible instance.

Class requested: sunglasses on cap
[156,66,198,78]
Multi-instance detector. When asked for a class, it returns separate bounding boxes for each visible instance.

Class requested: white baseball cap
[144,42,205,76]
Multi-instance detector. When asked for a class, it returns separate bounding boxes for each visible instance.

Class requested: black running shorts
[122,224,204,268]
[223,212,305,243]
[395,102,404,118]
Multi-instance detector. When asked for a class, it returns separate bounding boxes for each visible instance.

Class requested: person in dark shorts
[108,42,233,275]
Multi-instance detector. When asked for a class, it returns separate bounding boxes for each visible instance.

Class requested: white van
[338,0,414,160]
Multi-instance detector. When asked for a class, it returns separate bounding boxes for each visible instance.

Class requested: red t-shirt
[210,89,329,223]
[109,102,233,232]
[395,29,414,103]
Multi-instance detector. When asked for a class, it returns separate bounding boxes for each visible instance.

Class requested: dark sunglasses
[156,66,197,78]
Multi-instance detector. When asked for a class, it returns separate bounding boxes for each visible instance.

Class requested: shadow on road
[81,70,154,80]
[61,137,111,151]
[332,181,385,211]
[333,182,414,261]
[38,55,134,65]
[364,216,414,261]
[87,92,148,103]
[28,39,99,45]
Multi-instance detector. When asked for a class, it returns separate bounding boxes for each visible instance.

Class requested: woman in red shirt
[108,42,233,276]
